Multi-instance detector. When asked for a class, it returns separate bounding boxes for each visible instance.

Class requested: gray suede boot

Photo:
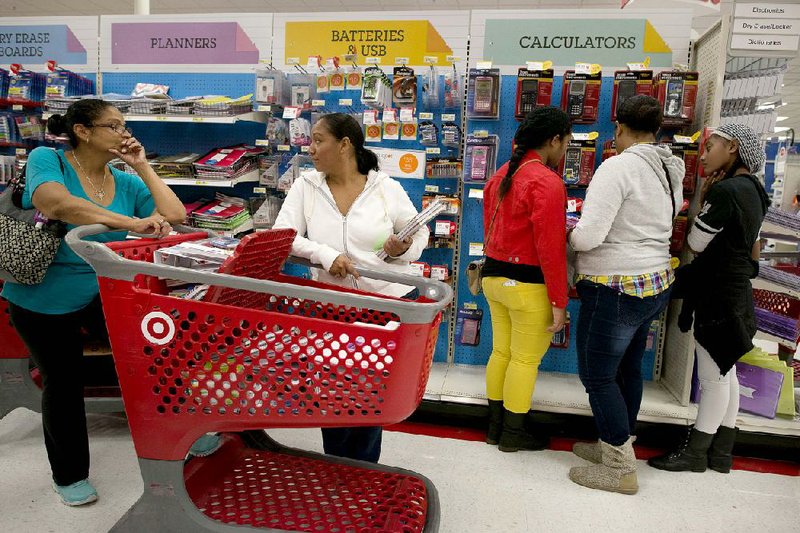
[573,436,637,464]
[569,437,638,495]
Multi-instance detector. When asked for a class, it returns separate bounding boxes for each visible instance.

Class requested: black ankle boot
[486,400,504,445]
[648,427,714,472]
[708,426,738,473]
[498,409,549,452]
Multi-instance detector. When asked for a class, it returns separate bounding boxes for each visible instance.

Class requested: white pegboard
[691,18,727,131]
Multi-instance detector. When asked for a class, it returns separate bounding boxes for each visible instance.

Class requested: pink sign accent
[111,22,259,65]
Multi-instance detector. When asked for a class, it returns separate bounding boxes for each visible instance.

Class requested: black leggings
[9,296,111,486]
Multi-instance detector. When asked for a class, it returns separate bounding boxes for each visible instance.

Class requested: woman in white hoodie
[273,113,429,463]
[567,95,684,495]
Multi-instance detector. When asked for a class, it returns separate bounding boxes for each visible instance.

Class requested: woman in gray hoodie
[567,95,684,495]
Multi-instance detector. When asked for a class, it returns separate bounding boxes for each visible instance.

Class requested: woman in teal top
[2,99,185,506]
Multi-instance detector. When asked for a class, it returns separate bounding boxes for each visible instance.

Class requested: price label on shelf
[399,108,414,122]
[256,105,272,112]
[395,57,409,65]
[426,147,441,155]
[469,242,485,256]
[192,117,204,122]
[15,148,26,155]
[363,110,378,125]
[425,184,440,193]
[255,139,269,147]
[277,145,291,152]
[468,188,484,199]
[424,56,439,65]
[383,109,397,123]
[311,99,326,107]
[441,113,456,122]
[253,187,267,194]
[155,116,168,121]
[283,106,301,119]
[473,130,489,138]
[12,105,22,111]
[343,54,357,63]
[366,57,381,64]
[463,302,478,310]
[286,57,300,65]
[300,145,309,152]
[476,60,493,69]
[338,98,353,106]
[419,112,434,120]
[446,55,461,63]
[306,56,321,70]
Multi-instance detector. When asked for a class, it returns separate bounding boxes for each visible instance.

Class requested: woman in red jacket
[482,107,572,452]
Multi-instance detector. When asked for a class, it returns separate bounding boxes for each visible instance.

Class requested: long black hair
[317,113,380,175]
[46,98,114,148]
[499,106,571,198]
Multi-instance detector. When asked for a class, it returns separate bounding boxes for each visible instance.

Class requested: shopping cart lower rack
[66,224,452,533]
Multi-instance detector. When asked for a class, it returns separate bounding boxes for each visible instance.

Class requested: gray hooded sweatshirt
[569,144,685,276]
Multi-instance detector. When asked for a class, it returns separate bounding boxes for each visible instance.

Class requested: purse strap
[484,158,540,255]
[661,159,676,222]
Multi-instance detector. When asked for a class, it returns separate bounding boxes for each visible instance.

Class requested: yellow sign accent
[285,20,454,66]
[691,131,702,143]
[643,21,672,54]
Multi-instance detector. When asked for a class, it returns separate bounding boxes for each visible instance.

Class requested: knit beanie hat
[712,123,766,175]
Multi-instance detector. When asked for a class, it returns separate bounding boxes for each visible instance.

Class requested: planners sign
[0,25,87,64]
[285,20,453,65]
[483,19,673,68]
[111,22,259,64]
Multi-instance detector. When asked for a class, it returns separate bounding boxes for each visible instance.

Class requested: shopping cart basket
[0,283,124,419]
[67,224,452,533]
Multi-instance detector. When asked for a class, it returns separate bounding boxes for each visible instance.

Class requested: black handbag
[0,151,66,285]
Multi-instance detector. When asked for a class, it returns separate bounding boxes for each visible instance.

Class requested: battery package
[660,135,700,194]
[657,71,699,127]
[392,66,417,108]
[515,68,554,119]
[561,71,602,124]
[455,307,484,346]
[558,135,597,186]
[467,68,501,119]
[611,70,654,122]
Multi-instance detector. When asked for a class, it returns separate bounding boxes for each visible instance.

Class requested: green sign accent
[483,19,673,68]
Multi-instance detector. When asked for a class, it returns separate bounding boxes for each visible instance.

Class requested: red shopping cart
[0,283,125,419]
[67,224,452,533]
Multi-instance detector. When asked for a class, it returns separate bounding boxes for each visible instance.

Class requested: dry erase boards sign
[372,147,425,179]
[0,17,98,70]
[285,20,454,66]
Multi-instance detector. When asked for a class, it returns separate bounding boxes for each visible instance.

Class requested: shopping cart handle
[285,255,452,304]
[66,224,453,324]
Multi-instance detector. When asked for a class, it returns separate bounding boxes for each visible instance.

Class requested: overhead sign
[731,3,800,56]
[111,22,259,64]
[285,20,453,66]
[730,34,800,53]
[0,25,86,64]
[733,18,800,35]
[734,3,800,19]
[483,19,672,68]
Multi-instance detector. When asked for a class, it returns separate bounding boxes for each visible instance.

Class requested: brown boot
[569,437,638,495]
[573,435,637,464]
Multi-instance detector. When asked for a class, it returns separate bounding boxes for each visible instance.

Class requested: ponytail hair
[317,112,380,175]
[498,106,571,198]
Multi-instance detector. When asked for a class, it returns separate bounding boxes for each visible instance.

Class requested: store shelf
[686,402,800,437]
[161,169,259,187]
[761,221,800,241]
[424,363,692,424]
[42,111,269,124]
[754,329,798,349]
[752,277,800,299]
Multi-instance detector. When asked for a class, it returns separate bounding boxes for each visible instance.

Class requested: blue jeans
[576,281,671,446]
[321,427,382,463]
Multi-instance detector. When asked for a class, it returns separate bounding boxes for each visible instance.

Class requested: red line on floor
[385,421,800,477]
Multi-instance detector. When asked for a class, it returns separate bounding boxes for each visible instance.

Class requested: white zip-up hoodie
[273,169,429,297]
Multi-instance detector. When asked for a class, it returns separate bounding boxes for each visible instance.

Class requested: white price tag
[419,112,434,120]
[527,61,545,71]
[277,145,291,152]
[446,55,461,63]
[468,188,484,199]
[395,57,409,65]
[155,116,168,121]
[283,106,301,119]
[363,110,378,125]
[311,99,326,107]
[441,113,456,122]
[307,56,321,70]
[424,56,439,65]
[255,139,270,146]
[399,108,414,122]
[425,184,440,193]
[12,105,23,111]
[575,62,592,74]
[286,57,300,65]
[476,60,493,69]
[383,109,397,123]
[338,98,353,106]
[253,187,267,194]
[426,147,441,155]
[463,302,478,310]
[473,130,489,138]
[567,199,578,212]
[300,146,309,152]
[192,117,204,122]
[256,105,272,112]
[469,242,485,256]
[431,267,448,281]
[366,57,381,64]
[435,221,452,236]
[15,148,26,155]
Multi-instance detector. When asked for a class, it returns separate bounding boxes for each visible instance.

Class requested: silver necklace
[72,152,107,200]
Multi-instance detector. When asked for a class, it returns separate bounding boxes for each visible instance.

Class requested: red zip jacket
[483,151,568,308]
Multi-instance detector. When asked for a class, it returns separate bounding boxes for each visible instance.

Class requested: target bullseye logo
[141,311,175,345]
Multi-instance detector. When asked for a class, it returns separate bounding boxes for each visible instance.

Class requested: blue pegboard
[454,74,660,379]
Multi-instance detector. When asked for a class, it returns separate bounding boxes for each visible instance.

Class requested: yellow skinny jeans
[483,277,554,414]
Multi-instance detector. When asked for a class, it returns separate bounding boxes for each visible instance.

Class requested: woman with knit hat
[649,123,770,473]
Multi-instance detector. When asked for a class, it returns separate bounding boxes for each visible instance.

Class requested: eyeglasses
[91,123,133,135]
